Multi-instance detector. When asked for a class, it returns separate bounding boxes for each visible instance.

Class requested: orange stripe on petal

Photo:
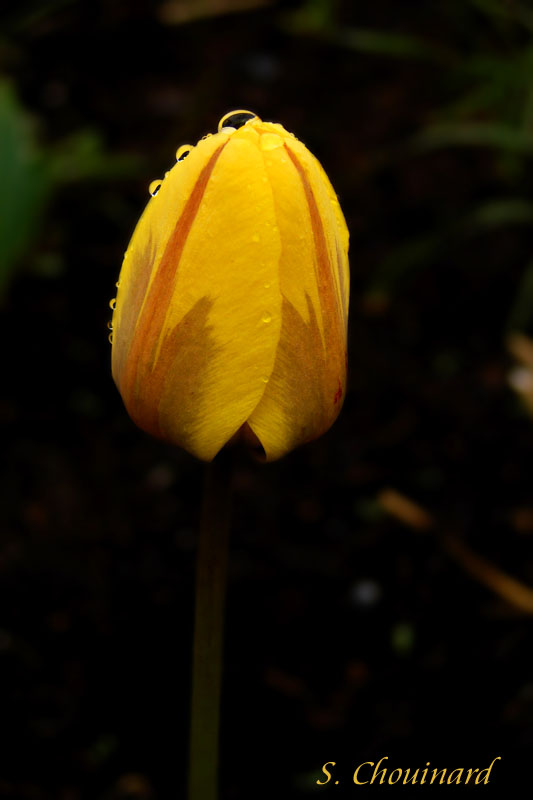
[121,142,227,435]
[284,145,346,359]
[247,149,348,460]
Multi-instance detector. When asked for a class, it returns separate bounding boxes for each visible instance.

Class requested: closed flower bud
[111,111,349,461]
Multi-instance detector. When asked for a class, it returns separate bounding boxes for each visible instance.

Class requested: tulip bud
[111,111,349,461]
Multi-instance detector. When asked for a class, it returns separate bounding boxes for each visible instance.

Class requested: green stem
[188,453,233,800]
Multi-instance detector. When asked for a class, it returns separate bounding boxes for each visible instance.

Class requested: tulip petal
[285,137,350,329]
[247,136,348,460]
[114,132,283,461]
[112,132,233,389]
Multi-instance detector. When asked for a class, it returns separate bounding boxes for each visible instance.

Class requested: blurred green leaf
[0,80,140,297]
[0,80,52,297]
[411,122,533,153]
[463,199,533,230]
[3,0,77,34]
[339,28,452,63]
[391,622,415,655]
[440,46,533,127]
[284,1,452,62]
[47,129,141,184]
[158,0,273,26]
[281,0,338,34]
[468,0,533,33]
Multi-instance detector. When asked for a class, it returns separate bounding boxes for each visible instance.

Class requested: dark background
[2,0,533,797]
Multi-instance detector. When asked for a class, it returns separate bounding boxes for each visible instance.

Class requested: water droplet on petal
[261,375,269,383]
[109,298,116,310]
[149,180,162,196]
[260,133,283,151]
[176,144,192,161]
[218,110,260,133]
[115,280,121,288]
[107,320,113,331]
[108,332,114,344]
[262,313,272,324]
[264,282,271,289]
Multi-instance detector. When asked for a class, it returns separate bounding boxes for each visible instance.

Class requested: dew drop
[108,332,114,344]
[115,280,121,288]
[176,144,192,161]
[107,320,113,331]
[264,282,271,289]
[218,109,260,133]
[261,375,269,383]
[262,313,272,324]
[260,132,283,151]
[149,180,162,196]
[109,298,117,310]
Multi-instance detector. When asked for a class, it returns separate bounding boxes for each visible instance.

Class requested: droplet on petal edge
[109,298,116,310]
[176,144,192,161]
[108,333,114,344]
[149,180,162,196]
[217,109,260,132]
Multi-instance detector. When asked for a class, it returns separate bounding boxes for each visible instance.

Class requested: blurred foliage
[0,78,139,298]
[157,0,273,26]
[0,80,50,296]
[287,0,533,335]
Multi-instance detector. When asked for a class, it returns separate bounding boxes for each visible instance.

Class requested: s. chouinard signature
[317,756,502,787]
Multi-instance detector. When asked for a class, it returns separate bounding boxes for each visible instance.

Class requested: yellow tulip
[110,111,349,461]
